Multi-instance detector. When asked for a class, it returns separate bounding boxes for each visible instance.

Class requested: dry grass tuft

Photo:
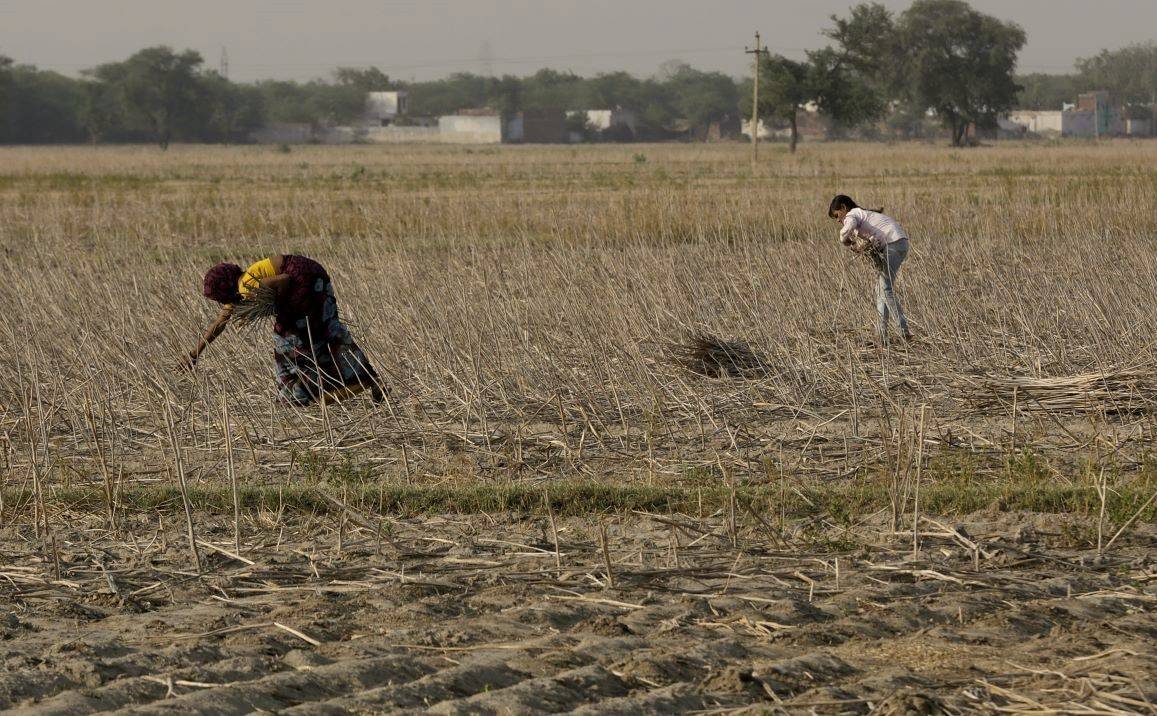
[669,332,768,378]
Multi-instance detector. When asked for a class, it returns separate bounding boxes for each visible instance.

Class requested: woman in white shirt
[828,194,912,346]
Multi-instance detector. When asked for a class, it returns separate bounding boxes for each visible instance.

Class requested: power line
[478,39,494,77]
[216,48,748,73]
[26,42,808,74]
[22,44,1098,79]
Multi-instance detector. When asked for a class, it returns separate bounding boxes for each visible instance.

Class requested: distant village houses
[508,109,568,143]
[251,91,640,145]
[251,91,510,145]
[741,102,823,142]
[574,108,639,141]
[250,90,715,145]
[1003,91,1153,138]
[365,91,409,126]
[249,88,1155,145]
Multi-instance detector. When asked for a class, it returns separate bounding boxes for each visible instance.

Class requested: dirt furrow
[425,663,632,714]
[8,656,286,715]
[111,655,433,715]
[289,652,528,714]
[0,510,1150,714]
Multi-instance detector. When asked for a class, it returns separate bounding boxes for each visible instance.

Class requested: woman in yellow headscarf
[189,254,383,406]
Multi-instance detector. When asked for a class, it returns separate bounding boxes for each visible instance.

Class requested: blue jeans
[875,239,910,344]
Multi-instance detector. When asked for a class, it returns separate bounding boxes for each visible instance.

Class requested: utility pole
[479,39,495,78]
[219,46,229,80]
[1094,92,1100,140]
[745,32,766,165]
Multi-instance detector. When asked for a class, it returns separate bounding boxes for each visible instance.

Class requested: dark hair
[203,262,244,304]
[828,194,859,217]
[828,194,883,217]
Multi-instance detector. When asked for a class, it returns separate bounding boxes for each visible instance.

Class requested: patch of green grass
[0,172,166,191]
[21,472,1155,525]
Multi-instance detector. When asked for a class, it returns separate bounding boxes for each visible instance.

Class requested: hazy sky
[1,0,1153,82]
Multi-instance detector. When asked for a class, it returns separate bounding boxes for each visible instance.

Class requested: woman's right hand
[180,351,199,372]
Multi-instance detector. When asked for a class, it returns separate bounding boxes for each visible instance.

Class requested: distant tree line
[403,64,740,139]
[749,0,1028,149]
[749,0,1154,148]
[1017,42,1157,119]
[0,0,1152,147]
[0,46,740,146]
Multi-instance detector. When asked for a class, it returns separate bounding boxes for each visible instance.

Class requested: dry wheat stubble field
[0,141,1154,713]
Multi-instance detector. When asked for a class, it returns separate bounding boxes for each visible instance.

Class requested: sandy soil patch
[1,509,1153,714]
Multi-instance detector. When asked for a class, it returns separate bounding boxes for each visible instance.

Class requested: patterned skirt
[271,256,379,406]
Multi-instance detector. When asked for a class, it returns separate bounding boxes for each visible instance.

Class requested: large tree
[807,47,888,136]
[661,62,740,139]
[257,69,385,126]
[1015,73,1079,110]
[0,54,12,140]
[487,75,523,117]
[808,4,898,133]
[79,75,122,144]
[3,65,86,142]
[402,72,490,117]
[522,68,584,110]
[202,72,265,142]
[327,66,391,122]
[748,54,811,152]
[897,0,1026,146]
[108,47,209,148]
[333,67,391,94]
[583,71,645,110]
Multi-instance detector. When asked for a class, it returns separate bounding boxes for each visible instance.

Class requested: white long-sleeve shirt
[839,208,909,249]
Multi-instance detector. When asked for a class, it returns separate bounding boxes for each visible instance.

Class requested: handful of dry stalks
[669,332,768,378]
[853,239,885,269]
[230,283,278,328]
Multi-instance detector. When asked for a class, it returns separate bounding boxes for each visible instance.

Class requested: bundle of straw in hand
[854,239,885,269]
[230,282,278,328]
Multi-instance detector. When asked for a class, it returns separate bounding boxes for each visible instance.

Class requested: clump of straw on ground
[669,332,768,378]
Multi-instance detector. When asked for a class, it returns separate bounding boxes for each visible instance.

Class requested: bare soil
[1,508,1153,715]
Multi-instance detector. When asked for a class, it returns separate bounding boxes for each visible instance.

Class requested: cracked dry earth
[1,509,1153,715]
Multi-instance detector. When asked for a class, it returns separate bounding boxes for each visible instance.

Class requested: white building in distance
[1005,109,1100,137]
[583,109,638,134]
[366,91,409,126]
[437,114,504,143]
[740,119,774,140]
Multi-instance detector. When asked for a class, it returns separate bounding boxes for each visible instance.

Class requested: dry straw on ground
[0,140,1153,714]
[669,332,768,378]
[0,141,1154,512]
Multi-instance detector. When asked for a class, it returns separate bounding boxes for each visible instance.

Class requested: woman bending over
[189,254,383,405]
[829,195,913,346]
